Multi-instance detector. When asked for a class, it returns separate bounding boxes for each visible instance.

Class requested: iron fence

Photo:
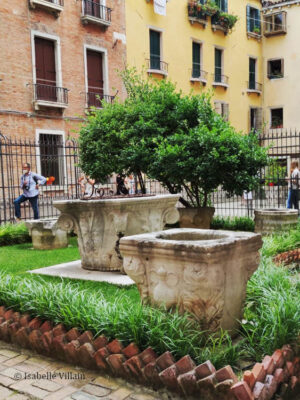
[0,129,299,224]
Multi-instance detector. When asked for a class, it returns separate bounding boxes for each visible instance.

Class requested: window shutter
[150,30,160,58]
[214,101,222,115]
[192,42,201,78]
[150,30,160,69]
[246,5,251,32]
[215,48,222,81]
[249,58,256,89]
[87,50,104,107]
[255,108,263,131]
[222,0,228,12]
[223,103,229,121]
[255,8,261,30]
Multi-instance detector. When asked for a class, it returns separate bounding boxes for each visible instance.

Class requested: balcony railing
[82,0,112,27]
[44,0,64,5]
[247,81,262,92]
[212,74,229,86]
[86,92,115,108]
[191,69,208,81]
[29,0,64,16]
[146,58,168,76]
[34,84,68,109]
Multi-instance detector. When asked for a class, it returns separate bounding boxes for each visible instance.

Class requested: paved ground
[0,340,177,400]
[29,261,134,285]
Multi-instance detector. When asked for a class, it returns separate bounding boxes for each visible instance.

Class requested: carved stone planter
[25,219,68,250]
[178,207,215,229]
[53,195,180,272]
[120,228,262,333]
[254,208,298,235]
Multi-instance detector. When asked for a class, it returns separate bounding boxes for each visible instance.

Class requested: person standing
[14,163,47,221]
[287,161,300,210]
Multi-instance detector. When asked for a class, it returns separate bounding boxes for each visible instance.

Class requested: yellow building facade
[125,0,263,133]
[262,0,300,130]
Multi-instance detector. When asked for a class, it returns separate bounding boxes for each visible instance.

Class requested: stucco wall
[125,0,263,133]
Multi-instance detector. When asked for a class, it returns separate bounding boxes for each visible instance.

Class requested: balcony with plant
[211,11,238,34]
[187,1,208,25]
[187,1,238,33]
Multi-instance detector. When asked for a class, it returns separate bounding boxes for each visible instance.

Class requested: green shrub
[240,256,300,360]
[262,225,300,258]
[79,69,269,208]
[211,216,254,232]
[0,223,31,246]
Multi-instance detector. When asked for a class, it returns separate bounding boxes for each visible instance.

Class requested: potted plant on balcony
[217,12,238,30]
[202,0,219,16]
[188,1,196,17]
[253,26,261,35]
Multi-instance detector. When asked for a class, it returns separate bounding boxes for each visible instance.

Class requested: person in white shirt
[287,161,300,210]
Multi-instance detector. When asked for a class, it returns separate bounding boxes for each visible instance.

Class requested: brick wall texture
[0,0,127,140]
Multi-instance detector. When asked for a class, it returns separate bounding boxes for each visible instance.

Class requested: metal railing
[248,81,262,91]
[34,84,68,105]
[213,74,229,85]
[1,129,299,223]
[147,58,169,74]
[191,68,208,80]
[86,92,115,108]
[45,0,64,6]
[83,0,112,22]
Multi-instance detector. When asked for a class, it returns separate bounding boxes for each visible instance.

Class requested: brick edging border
[0,305,299,400]
[274,248,300,266]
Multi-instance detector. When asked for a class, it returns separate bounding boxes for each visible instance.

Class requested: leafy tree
[79,69,269,207]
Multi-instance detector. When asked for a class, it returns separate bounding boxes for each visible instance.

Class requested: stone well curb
[0,306,299,400]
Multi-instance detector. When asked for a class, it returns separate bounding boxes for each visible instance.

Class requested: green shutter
[149,30,160,70]
[255,8,261,32]
[192,42,201,78]
[222,0,228,12]
[246,5,251,32]
[249,58,256,89]
[215,48,222,82]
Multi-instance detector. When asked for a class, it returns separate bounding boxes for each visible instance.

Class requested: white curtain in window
[154,0,166,16]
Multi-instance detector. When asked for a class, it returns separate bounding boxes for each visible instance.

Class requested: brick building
[0,0,126,142]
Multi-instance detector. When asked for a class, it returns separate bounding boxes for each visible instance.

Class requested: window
[249,58,256,90]
[86,50,104,108]
[271,108,283,129]
[267,59,284,79]
[32,31,67,108]
[39,133,64,185]
[246,5,261,35]
[250,108,262,132]
[149,30,161,70]
[264,12,286,36]
[192,42,201,78]
[215,0,227,12]
[215,101,229,121]
[35,37,57,101]
[214,48,223,82]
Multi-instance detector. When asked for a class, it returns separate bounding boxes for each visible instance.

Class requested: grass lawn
[0,237,80,275]
[0,226,299,370]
